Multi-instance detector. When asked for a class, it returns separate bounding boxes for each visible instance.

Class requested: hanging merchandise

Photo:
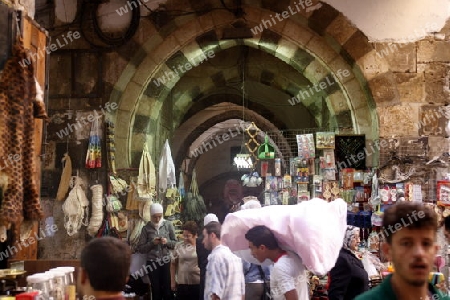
[316,132,335,149]
[125,179,140,210]
[56,153,72,201]
[159,139,176,193]
[105,195,122,213]
[116,212,128,232]
[296,134,315,159]
[85,115,102,169]
[139,200,152,223]
[62,176,89,236]
[178,171,186,199]
[109,175,128,196]
[105,120,117,174]
[183,169,207,223]
[0,36,47,231]
[87,184,104,236]
[129,218,146,251]
[258,135,275,160]
[241,172,263,187]
[136,143,156,201]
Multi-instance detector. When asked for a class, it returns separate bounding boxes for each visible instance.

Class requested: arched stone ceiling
[171,103,297,170]
[110,2,383,168]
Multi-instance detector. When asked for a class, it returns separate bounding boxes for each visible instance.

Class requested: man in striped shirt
[203,221,245,300]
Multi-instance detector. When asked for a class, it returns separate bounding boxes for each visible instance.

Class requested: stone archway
[110,3,391,168]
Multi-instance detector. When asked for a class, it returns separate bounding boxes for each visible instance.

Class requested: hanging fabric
[136,142,156,201]
[87,184,104,236]
[0,36,48,231]
[178,171,185,199]
[62,176,90,236]
[183,169,207,223]
[159,139,176,192]
[56,153,72,201]
[85,115,102,169]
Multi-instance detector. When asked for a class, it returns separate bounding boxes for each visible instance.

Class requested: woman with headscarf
[327,225,369,300]
[136,203,177,300]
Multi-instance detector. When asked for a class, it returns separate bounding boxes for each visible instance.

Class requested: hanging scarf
[343,225,361,258]
[85,115,102,168]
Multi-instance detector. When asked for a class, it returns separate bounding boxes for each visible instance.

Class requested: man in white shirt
[245,225,309,300]
[203,221,245,300]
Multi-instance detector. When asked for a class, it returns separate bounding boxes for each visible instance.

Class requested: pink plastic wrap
[221,198,347,275]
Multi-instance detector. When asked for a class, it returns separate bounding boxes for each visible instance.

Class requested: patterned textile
[204,244,245,300]
[0,37,47,233]
[343,225,360,253]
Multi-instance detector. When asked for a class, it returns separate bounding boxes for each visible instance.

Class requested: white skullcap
[241,200,261,210]
[150,203,163,215]
[204,213,219,226]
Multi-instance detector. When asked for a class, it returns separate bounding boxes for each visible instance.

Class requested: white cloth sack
[221,198,348,275]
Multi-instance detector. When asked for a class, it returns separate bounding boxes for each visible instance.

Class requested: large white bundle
[221,198,347,275]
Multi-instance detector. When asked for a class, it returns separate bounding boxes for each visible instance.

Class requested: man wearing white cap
[197,213,219,300]
[136,203,177,300]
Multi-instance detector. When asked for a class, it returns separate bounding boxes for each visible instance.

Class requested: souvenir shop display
[296,134,315,158]
[315,132,335,149]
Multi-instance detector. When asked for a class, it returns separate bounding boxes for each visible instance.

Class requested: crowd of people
[76,201,450,300]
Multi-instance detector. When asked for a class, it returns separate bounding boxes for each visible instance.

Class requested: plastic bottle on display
[46,269,66,300]
[26,273,50,299]
[53,267,75,300]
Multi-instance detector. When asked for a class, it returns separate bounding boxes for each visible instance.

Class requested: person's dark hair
[383,202,437,244]
[182,221,198,236]
[204,221,221,239]
[81,237,131,292]
[245,225,279,250]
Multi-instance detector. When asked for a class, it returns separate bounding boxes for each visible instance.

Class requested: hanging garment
[0,37,48,230]
[158,139,176,192]
[136,143,156,200]
[85,115,102,169]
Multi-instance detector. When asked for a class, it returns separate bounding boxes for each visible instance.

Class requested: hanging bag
[62,176,89,236]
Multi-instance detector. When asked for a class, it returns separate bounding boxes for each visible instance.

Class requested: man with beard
[77,237,131,300]
[202,221,245,300]
[356,202,450,300]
